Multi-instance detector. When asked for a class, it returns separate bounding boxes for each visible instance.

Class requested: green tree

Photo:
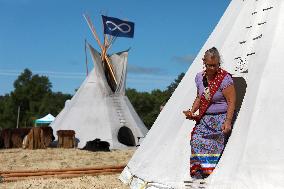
[126,88,155,128]
[10,69,53,127]
[0,68,71,129]
[0,95,16,128]
[39,92,72,116]
[164,72,185,102]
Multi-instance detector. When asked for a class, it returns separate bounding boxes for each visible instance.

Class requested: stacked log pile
[1,127,55,149]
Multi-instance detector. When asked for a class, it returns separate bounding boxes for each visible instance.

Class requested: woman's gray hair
[205,47,222,65]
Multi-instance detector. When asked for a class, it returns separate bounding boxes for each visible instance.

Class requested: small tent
[35,114,55,125]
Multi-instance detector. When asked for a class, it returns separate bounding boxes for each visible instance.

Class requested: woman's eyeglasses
[204,63,219,69]
[202,58,219,69]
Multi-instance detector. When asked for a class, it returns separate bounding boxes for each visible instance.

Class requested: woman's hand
[183,110,198,120]
[221,120,232,135]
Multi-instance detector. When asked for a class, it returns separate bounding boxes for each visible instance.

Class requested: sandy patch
[0,148,135,189]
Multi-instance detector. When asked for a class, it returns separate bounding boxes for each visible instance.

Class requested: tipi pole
[83,14,103,50]
[83,14,118,85]
[84,39,89,76]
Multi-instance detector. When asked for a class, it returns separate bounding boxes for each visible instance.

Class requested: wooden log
[2,168,123,178]
[0,164,126,174]
[2,171,118,182]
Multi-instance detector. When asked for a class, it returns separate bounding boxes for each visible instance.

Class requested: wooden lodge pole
[0,165,126,183]
[83,14,118,86]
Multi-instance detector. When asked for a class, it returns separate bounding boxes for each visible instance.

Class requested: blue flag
[102,15,134,38]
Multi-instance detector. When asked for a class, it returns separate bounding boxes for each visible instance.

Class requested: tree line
[0,69,184,129]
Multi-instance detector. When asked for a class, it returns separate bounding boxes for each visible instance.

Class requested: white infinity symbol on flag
[106,21,131,33]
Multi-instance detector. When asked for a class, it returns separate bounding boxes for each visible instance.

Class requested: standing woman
[183,47,236,179]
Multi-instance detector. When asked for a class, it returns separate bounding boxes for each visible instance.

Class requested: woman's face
[203,55,219,75]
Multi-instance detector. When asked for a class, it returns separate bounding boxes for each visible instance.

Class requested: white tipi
[120,0,284,188]
[51,44,148,149]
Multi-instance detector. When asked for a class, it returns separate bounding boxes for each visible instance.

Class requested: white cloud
[172,54,196,65]
[0,69,85,79]
[127,64,165,75]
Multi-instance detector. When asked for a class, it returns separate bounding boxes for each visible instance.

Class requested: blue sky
[0,0,231,96]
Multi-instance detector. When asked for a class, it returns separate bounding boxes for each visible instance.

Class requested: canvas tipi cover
[120,0,284,188]
[51,44,148,149]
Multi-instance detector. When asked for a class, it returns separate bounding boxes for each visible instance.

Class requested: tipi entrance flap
[88,44,113,94]
[111,51,128,94]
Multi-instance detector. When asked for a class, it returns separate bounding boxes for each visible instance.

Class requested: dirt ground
[0,148,135,189]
